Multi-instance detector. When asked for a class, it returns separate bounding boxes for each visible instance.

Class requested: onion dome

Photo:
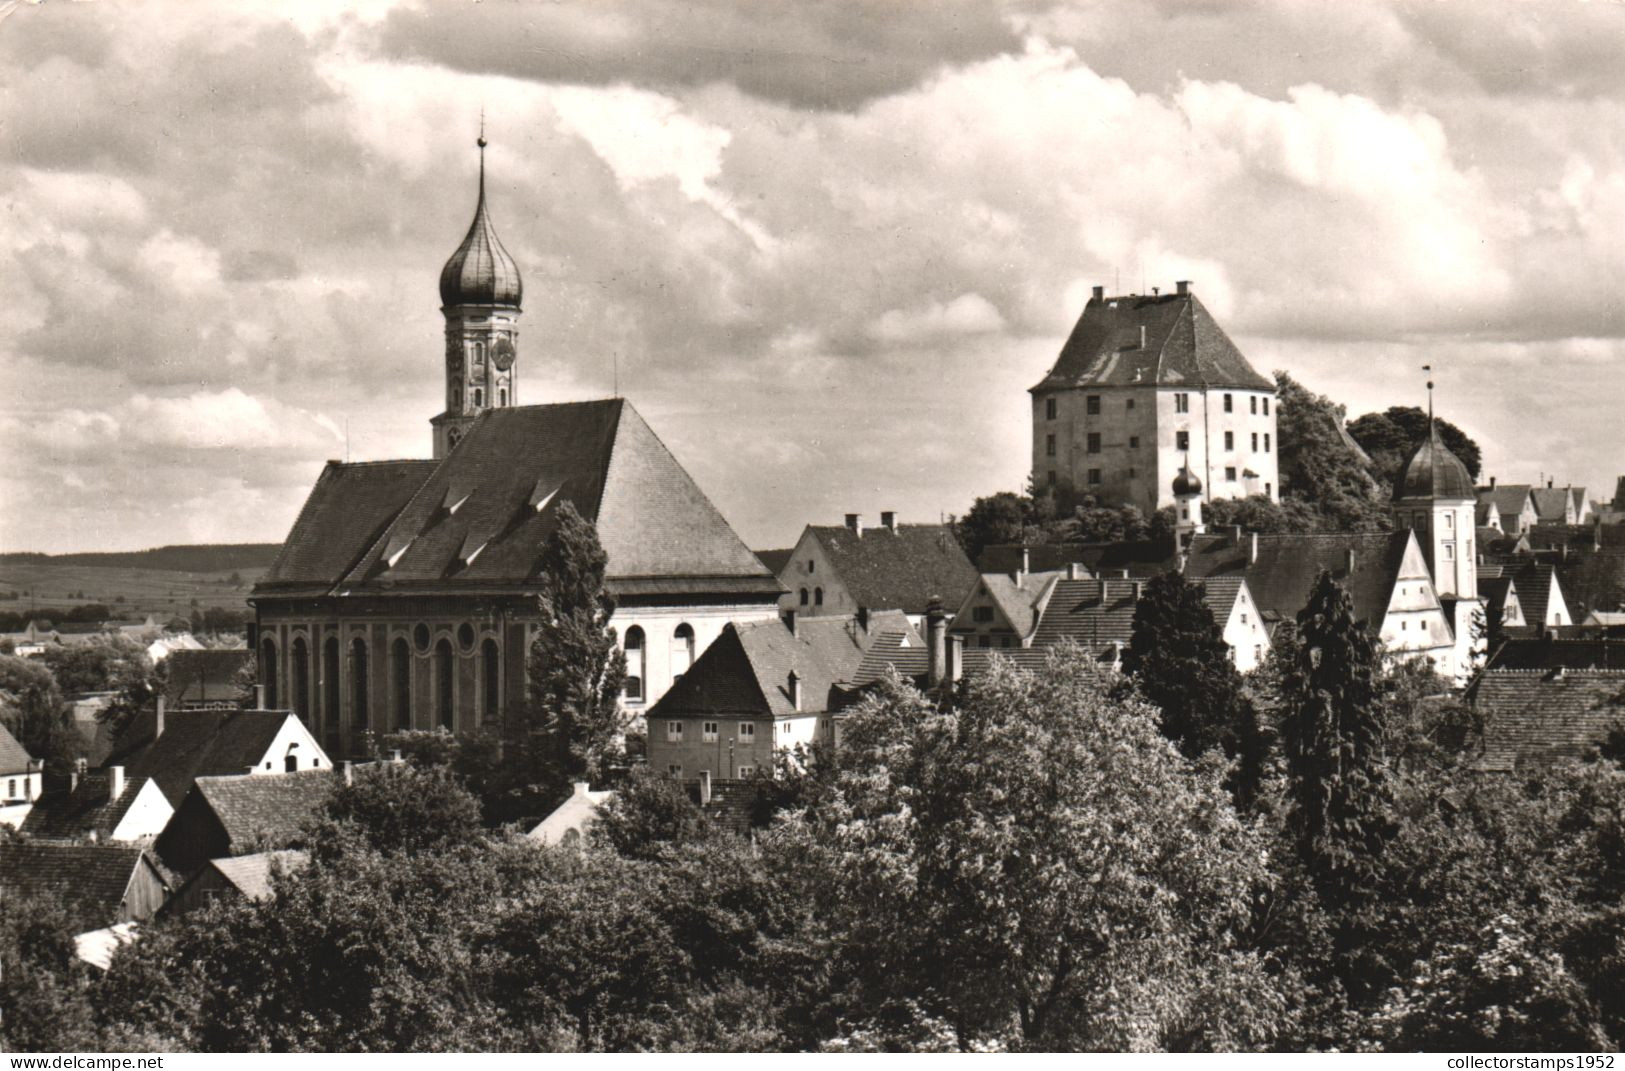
[1172,460,1203,497]
[1393,423,1474,501]
[439,135,522,308]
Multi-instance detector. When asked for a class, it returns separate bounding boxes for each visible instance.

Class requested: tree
[1278,571,1396,1002]
[507,501,627,816]
[312,761,486,858]
[39,637,150,696]
[1122,572,1261,780]
[786,650,1287,1050]
[1347,406,1482,487]
[591,767,718,859]
[952,491,1031,562]
[0,890,101,1051]
[1273,372,1390,533]
[0,655,78,767]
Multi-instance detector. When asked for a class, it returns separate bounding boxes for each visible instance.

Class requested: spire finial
[476,111,487,201]
[1423,363,1435,428]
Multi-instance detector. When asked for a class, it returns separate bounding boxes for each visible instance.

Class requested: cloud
[870,293,1006,342]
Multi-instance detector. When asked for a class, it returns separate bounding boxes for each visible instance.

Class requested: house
[161,648,253,711]
[0,722,42,829]
[0,842,170,929]
[950,565,1270,673]
[774,513,977,629]
[1476,569,1529,637]
[1029,281,1279,515]
[165,850,310,916]
[146,632,205,665]
[1485,636,1625,672]
[1470,668,1625,771]
[252,152,781,756]
[1555,547,1625,625]
[21,764,172,844]
[154,769,338,876]
[1530,481,1581,526]
[646,611,925,780]
[67,693,119,765]
[74,923,139,971]
[1505,561,1573,633]
[526,782,614,846]
[106,698,331,807]
[1478,481,1538,535]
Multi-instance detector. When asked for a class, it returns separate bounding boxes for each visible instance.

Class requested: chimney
[788,670,802,711]
[880,511,897,533]
[1131,581,1144,602]
[1249,532,1259,564]
[927,596,947,688]
[1231,524,1244,543]
[1176,280,1190,296]
[948,634,964,683]
[390,749,403,764]
[341,760,353,786]
[1091,285,1104,301]
[845,513,863,537]
[1548,478,1554,489]
[254,683,266,710]
[699,770,712,806]
[109,765,124,801]
[26,760,38,802]
[1067,562,1083,580]
[1345,547,1357,573]
[155,696,166,739]
[1021,547,1031,582]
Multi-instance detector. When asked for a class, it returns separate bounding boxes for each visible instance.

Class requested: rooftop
[801,523,977,616]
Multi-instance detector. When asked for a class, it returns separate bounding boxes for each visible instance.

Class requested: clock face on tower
[492,336,516,371]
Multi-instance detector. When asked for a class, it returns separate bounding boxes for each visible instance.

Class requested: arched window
[480,638,500,723]
[350,637,369,733]
[453,386,462,409]
[498,387,507,406]
[322,637,340,743]
[392,637,411,729]
[284,743,299,774]
[814,587,824,607]
[624,626,645,702]
[435,638,454,730]
[291,637,310,723]
[799,588,808,606]
[473,387,484,407]
[671,623,695,680]
[260,637,279,709]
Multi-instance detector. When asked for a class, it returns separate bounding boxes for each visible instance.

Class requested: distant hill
[0,543,281,573]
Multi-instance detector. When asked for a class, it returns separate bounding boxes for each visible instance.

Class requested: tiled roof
[1470,669,1625,771]
[161,649,253,708]
[755,548,794,576]
[1029,578,1144,650]
[0,843,159,927]
[1184,530,1415,632]
[1199,575,1246,622]
[1557,549,1625,621]
[259,401,777,600]
[971,570,1065,640]
[651,612,917,718]
[1508,561,1560,628]
[850,629,931,688]
[1478,484,1534,520]
[806,524,977,615]
[1571,487,1588,515]
[1526,523,1625,552]
[109,709,303,805]
[1532,486,1576,523]
[688,779,759,836]
[194,770,337,849]
[1475,501,1496,527]
[20,773,156,842]
[1486,638,1625,672]
[1392,427,1474,501]
[0,721,32,774]
[1032,291,1273,393]
[207,850,309,900]
[1479,576,1517,626]
[979,544,1101,575]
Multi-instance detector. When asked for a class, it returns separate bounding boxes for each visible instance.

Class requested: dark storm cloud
[375,0,1024,110]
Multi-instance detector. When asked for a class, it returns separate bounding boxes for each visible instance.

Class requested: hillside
[0,543,281,572]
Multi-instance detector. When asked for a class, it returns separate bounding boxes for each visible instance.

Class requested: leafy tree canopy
[1347,405,1482,487]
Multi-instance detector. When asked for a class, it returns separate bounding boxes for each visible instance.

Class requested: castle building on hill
[1029,282,1279,517]
[251,138,782,759]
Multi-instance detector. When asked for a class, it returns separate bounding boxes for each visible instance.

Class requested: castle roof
[1031,289,1273,393]
[1393,425,1475,501]
[258,399,779,601]
[439,145,521,308]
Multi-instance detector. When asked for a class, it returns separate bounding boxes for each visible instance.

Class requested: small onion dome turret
[1393,424,1474,501]
[1172,461,1203,497]
[439,138,522,308]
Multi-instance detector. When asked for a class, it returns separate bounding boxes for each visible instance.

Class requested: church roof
[1031,290,1273,393]
[439,149,521,308]
[258,399,780,600]
[1393,425,1475,501]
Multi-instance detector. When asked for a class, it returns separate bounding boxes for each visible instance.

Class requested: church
[251,139,783,759]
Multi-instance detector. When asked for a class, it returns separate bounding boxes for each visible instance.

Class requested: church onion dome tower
[432,128,524,460]
[1392,424,1474,502]
[1172,461,1204,498]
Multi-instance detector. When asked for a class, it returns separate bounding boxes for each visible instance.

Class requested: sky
[3,0,1624,554]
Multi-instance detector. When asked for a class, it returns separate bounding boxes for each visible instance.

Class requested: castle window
[1128,466,1137,477]
[1264,433,1271,452]
[815,587,824,606]
[1251,432,1258,451]
[1176,431,1190,450]
[1086,433,1101,454]
[1087,469,1102,485]
[1046,434,1056,457]
[1266,482,1272,496]
[671,623,695,680]
[1224,431,1234,450]
[1045,398,1057,420]
[1262,398,1270,416]
[1174,393,1189,413]
[799,588,808,606]
[1250,396,1258,415]
[625,626,646,702]
[1126,398,1135,410]
[1086,395,1100,415]
[1224,393,1233,412]
[1444,512,1454,529]
[1129,435,1139,449]
[1225,466,1238,481]
[1047,470,1057,486]
[1443,543,1455,560]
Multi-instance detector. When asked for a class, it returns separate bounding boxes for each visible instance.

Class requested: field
[0,544,278,623]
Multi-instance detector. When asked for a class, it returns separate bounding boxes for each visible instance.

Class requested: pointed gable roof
[192,770,337,849]
[0,721,32,774]
[108,709,314,805]
[1531,486,1575,523]
[0,843,166,928]
[1032,291,1273,393]
[1183,530,1418,631]
[20,773,164,842]
[257,400,778,600]
[803,523,977,615]
[1471,669,1625,771]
